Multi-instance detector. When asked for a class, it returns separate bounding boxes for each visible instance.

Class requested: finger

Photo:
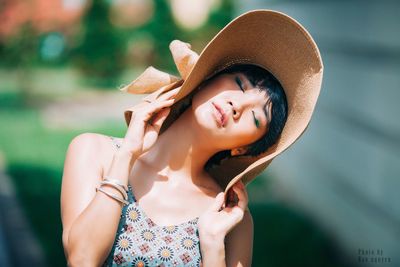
[150,98,175,111]
[226,181,245,207]
[238,180,248,200]
[153,98,176,110]
[157,87,181,101]
[226,188,236,208]
[141,99,175,122]
[209,192,225,212]
[148,100,175,121]
[129,99,175,138]
[229,206,245,224]
[151,107,171,132]
[231,184,248,211]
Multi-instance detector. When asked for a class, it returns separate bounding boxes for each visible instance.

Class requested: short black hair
[204,63,288,170]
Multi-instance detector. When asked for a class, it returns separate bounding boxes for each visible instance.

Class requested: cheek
[232,128,259,145]
[219,128,260,150]
[229,117,264,144]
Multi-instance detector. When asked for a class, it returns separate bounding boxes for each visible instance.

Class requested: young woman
[61,63,287,267]
[60,9,323,267]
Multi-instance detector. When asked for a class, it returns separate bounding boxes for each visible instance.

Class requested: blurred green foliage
[72,0,126,88]
[0,23,39,67]
[145,0,234,73]
[0,0,235,90]
[0,23,38,105]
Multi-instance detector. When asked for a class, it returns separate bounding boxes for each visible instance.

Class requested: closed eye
[252,110,260,128]
[236,75,260,128]
[235,76,245,92]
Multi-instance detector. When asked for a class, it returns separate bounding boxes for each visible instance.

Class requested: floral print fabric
[103,137,202,267]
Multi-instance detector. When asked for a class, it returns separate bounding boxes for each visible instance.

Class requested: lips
[212,102,227,127]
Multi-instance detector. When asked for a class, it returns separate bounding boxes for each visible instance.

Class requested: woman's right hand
[121,87,180,159]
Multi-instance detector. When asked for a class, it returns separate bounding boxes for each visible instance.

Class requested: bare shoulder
[69,132,102,151]
[65,132,121,178]
[69,132,119,149]
[69,132,120,155]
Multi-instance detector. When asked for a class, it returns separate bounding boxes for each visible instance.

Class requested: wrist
[114,147,137,161]
[105,150,137,185]
[199,233,225,249]
[114,149,138,167]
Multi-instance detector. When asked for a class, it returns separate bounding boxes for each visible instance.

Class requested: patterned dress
[102,136,203,267]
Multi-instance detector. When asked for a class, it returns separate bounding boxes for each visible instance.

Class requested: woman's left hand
[197,180,248,243]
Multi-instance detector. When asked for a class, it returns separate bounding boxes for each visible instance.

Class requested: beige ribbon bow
[119,39,199,103]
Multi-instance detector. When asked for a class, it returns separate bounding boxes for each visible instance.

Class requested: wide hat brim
[122,9,324,196]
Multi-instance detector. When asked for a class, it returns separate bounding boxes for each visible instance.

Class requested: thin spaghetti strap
[109,136,135,202]
[109,136,122,149]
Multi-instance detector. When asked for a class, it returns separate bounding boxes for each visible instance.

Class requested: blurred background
[0,0,399,266]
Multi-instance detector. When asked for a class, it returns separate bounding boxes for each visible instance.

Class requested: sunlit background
[0,0,399,266]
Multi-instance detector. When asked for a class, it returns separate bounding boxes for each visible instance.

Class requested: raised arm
[61,133,134,266]
[61,88,179,266]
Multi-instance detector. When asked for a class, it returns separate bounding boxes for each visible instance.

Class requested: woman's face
[191,72,271,152]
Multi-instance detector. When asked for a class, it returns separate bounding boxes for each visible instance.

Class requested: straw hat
[120,9,324,195]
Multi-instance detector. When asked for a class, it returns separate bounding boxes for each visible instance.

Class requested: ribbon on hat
[119,40,199,102]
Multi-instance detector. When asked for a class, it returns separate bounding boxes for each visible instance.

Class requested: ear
[230,146,248,156]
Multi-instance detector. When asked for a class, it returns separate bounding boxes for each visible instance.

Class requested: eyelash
[235,76,260,128]
[252,111,260,128]
[235,76,245,92]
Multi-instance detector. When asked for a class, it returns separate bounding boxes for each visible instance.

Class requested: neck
[136,108,220,185]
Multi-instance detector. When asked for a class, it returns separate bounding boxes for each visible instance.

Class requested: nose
[228,95,259,120]
[228,99,249,120]
[228,100,240,120]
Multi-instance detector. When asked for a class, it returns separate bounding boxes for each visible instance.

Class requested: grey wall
[238,1,400,265]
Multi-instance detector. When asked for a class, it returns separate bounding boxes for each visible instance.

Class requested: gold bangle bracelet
[96,187,129,206]
[100,180,128,201]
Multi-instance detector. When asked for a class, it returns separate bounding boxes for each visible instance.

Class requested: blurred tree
[73,0,126,88]
[141,0,183,73]
[133,0,234,75]
[0,22,39,106]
